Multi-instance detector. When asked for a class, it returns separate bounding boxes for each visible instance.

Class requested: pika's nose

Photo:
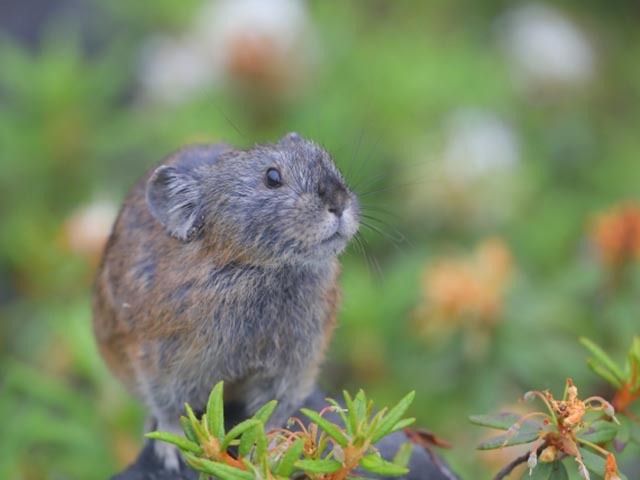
[318,176,348,217]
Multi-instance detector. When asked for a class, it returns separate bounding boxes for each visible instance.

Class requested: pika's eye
[265,168,282,188]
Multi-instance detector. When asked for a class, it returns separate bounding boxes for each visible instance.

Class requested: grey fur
[93,134,359,464]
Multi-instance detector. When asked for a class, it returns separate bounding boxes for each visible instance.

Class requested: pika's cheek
[341,205,359,239]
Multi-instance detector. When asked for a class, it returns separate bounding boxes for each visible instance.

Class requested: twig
[493,451,530,480]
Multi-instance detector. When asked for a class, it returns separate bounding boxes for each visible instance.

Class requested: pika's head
[146,133,359,264]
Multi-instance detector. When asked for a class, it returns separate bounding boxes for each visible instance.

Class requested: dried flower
[538,445,557,463]
[604,454,621,480]
[472,378,622,479]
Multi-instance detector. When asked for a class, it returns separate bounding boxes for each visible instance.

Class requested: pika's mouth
[321,231,343,244]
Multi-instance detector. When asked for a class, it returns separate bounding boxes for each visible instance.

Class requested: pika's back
[92,144,233,388]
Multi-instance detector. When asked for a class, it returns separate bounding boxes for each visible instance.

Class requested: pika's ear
[146,166,203,241]
[278,132,303,146]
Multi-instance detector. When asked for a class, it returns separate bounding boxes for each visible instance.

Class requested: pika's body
[93,134,358,468]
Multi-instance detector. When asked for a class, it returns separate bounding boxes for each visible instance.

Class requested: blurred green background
[1,0,640,478]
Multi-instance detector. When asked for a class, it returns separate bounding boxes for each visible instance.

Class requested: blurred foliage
[1,0,640,479]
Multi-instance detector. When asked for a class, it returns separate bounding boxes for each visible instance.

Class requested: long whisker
[360,213,406,237]
[213,103,245,141]
[360,220,405,247]
[358,233,383,280]
[352,159,438,195]
[358,178,428,198]
[349,137,381,193]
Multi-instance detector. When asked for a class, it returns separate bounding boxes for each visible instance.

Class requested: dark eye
[265,168,282,188]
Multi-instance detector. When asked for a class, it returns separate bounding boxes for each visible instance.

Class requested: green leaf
[371,391,415,443]
[366,410,387,439]
[548,461,569,480]
[579,448,605,475]
[221,419,261,451]
[360,454,409,476]
[580,337,625,383]
[630,337,640,366]
[353,390,368,425]
[578,420,619,444]
[629,337,640,389]
[301,408,349,447]
[254,422,268,459]
[525,462,551,480]
[523,460,568,480]
[343,390,359,435]
[238,425,257,458]
[393,442,413,468]
[185,403,206,440]
[180,416,198,443]
[183,453,254,480]
[469,412,524,431]
[326,397,349,430]
[586,359,624,390]
[206,381,225,441]
[390,417,416,432]
[614,415,631,450]
[145,431,202,454]
[477,424,541,450]
[253,400,278,425]
[294,458,342,473]
[630,418,640,444]
[276,438,305,476]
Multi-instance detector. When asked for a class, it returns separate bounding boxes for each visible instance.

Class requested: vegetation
[2,1,640,479]
[472,337,640,479]
[147,382,414,479]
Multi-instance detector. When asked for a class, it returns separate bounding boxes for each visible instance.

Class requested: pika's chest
[195,264,333,359]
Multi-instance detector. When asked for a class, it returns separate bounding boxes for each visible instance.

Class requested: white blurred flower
[63,201,117,259]
[500,3,595,89]
[406,109,521,227]
[139,0,318,104]
[441,109,519,184]
[139,36,215,105]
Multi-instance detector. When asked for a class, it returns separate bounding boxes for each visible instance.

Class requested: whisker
[351,158,437,195]
[345,127,366,185]
[213,103,245,141]
[358,179,425,198]
[360,220,405,246]
[349,137,381,193]
[358,233,383,280]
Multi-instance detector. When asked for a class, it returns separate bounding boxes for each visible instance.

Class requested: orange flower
[414,237,513,334]
[590,202,640,267]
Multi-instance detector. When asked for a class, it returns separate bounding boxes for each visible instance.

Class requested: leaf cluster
[147,382,416,480]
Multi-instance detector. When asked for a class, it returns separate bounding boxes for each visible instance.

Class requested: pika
[92,133,359,468]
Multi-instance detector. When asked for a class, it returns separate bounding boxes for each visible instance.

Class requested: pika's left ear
[146,166,204,241]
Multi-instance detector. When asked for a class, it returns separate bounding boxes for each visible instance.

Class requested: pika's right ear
[146,166,203,241]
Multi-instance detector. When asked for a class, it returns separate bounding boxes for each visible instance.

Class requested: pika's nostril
[328,205,344,217]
